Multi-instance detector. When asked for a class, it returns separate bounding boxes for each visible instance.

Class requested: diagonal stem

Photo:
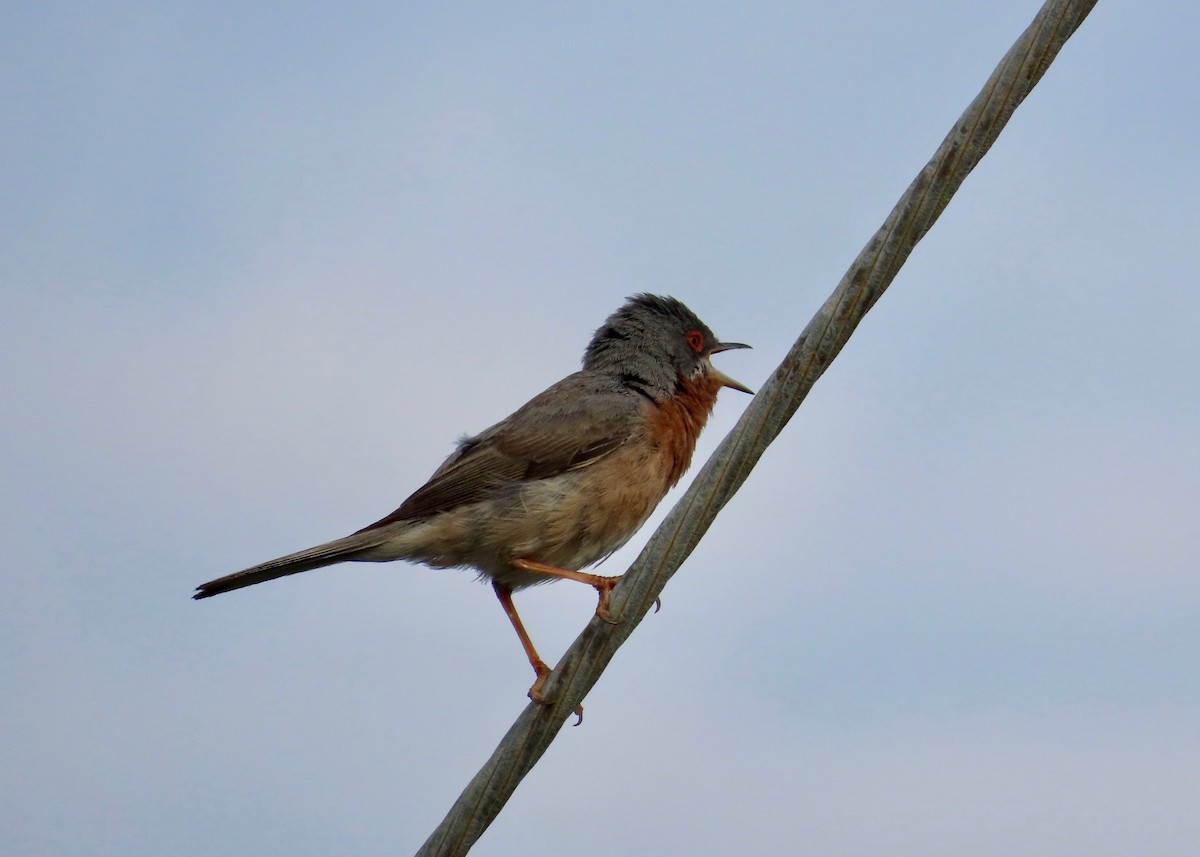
[417,2,1100,854]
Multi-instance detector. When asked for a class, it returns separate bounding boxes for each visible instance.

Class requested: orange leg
[510,558,622,624]
[492,581,551,694]
[492,581,584,724]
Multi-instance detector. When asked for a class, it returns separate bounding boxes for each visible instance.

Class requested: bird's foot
[527,665,584,726]
[594,578,661,622]
[594,576,621,624]
[527,659,553,702]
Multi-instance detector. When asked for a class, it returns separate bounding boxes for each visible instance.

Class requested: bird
[194,294,751,712]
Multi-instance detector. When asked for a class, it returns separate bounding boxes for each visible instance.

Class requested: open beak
[708,341,754,394]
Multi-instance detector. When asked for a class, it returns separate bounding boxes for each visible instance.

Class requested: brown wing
[355,373,639,532]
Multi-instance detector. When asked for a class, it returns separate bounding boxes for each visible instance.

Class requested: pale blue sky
[2,3,1198,855]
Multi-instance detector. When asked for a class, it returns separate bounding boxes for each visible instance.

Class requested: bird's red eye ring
[685,330,705,353]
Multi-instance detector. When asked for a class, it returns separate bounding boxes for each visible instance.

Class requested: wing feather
[356,374,638,532]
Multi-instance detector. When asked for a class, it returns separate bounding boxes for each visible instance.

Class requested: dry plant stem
[417,1,1099,854]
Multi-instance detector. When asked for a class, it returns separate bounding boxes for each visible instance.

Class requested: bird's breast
[646,373,722,486]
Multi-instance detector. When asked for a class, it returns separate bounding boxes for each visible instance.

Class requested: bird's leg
[492,581,584,724]
[492,582,551,694]
[510,558,622,624]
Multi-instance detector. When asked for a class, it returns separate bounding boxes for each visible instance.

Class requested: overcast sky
[2,2,1197,855]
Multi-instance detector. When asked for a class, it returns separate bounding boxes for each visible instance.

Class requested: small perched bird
[195,294,751,709]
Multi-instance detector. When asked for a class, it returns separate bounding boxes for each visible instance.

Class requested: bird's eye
[685,330,705,353]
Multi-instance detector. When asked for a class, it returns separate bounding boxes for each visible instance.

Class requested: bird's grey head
[582,294,752,398]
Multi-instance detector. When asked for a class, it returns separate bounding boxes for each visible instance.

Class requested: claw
[653,596,662,613]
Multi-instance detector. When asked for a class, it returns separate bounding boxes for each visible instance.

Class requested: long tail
[193,529,395,600]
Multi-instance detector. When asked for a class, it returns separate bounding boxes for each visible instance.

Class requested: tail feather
[193,530,392,599]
